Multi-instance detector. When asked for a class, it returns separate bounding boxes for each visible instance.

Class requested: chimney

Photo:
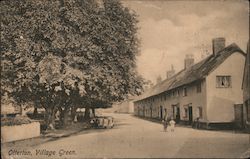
[166,64,175,79]
[156,76,162,84]
[184,54,194,69]
[212,37,225,56]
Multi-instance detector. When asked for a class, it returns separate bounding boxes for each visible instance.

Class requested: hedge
[1,116,32,126]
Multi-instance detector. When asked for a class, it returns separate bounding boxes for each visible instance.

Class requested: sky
[121,0,249,84]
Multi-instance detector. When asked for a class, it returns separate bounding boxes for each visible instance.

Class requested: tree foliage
[1,0,144,127]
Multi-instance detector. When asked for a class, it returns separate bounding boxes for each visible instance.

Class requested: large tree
[1,0,144,128]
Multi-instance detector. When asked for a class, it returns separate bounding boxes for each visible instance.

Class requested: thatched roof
[135,43,245,102]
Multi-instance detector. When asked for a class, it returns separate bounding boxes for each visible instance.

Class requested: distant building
[242,41,250,131]
[1,93,20,116]
[134,38,246,129]
[112,97,135,114]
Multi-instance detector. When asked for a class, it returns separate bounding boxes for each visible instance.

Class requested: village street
[3,113,250,159]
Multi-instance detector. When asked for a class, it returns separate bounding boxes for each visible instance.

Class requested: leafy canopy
[0,0,144,109]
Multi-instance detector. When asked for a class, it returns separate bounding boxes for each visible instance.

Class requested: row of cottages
[134,38,246,129]
[242,40,250,131]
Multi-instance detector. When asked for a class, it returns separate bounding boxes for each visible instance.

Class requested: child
[169,117,176,132]
[162,119,168,132]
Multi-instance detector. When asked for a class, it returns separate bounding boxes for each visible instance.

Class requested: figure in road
[162,119,168,132]
[162,111,169,132]
[169,117,176,132]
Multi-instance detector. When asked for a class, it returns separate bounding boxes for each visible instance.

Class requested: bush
[1,116,32,126]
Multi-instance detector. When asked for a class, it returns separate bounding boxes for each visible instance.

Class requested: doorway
[176,107,180,123]
[188,106,193,125]
[150,106,153,118]
[143,106,145,117]
[172,104,180,123]
[160,106,163,119]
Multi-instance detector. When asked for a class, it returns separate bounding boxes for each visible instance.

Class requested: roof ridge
[135,42,245,102]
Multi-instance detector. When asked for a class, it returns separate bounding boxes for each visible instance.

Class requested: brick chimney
[166,64,175,79]
[212,37,225,56]
[184,54,194,69]
[156,76,162,84]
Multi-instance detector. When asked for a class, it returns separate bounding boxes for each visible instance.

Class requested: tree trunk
[34,99,39,117]
[58,107,63,126]
[92,108,95,117]
[45,107,56,130]
[19,104,23,116]
[84,107,90,120]
[33,107,38,117]
[19,104,26,116]
[63,108,70,127]
[71,106,77,123]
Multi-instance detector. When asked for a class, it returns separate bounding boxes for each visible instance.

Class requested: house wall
[134,51,245,126]
[134,79,207,122]
[206,52,245,122]
[112,99,134,114]
[128,101,134,113]
[1,103,20,115]
[2,122,40,143]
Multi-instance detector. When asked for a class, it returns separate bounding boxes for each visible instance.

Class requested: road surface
[2,113,250,158]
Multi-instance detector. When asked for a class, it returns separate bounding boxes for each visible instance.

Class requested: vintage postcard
[1,0,249,158]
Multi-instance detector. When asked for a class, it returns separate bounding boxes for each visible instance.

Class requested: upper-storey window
[172,91,175,97]
[183,87,187,96]
[197,82,202,93]
[176,89,180,97]
[216,76,231,88]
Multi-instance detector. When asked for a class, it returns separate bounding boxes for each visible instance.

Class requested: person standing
[162,119,168,132]
[162,111,169,132]
[169,117,176,132]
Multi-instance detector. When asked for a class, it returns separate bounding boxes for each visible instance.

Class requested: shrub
[1,116,32,126]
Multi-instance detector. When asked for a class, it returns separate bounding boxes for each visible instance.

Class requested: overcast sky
[122,0,249,84]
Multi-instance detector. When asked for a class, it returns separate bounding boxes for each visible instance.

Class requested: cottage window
[172,91,175,97]
[216,76,231,88]
[177,89,180,96]
[197,82,202,93]
[183,87,187,96]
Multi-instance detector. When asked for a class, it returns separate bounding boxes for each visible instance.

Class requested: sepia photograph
[1,0,250,158]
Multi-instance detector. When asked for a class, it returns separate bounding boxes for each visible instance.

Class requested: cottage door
[160,106,163,119]
[150,106,153,118]
[176,107,180,123]
[172,105,180,123]
[188,106,193,125]
[143,106,145,117]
